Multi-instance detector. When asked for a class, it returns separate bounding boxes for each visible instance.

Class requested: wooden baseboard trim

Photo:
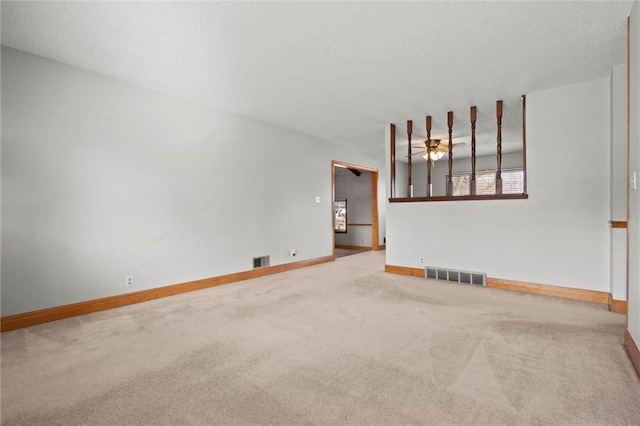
[608,294,628,314]
[486,278,609,304]
[624,331,640,379]
[376,244,386,251]
[335,244,371,251]
[385,264,425,278]
[386,269,617,308]
[386,269,611,306]
[1,255,335,332]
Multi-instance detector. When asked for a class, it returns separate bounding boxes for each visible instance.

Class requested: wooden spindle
[390,123,396,199]
[446,111,454,196]
[470,106,477,196]
[426,116,432,197]
[496,100,503,194]
[522,95,527,194]
[407,120,413,197]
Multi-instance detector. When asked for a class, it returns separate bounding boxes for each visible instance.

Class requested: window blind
[451,169,524,196]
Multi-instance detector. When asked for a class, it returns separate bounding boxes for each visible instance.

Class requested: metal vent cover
[425,266,486,286]
[253,255,270,268]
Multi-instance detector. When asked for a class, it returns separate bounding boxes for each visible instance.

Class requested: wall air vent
[253,255,270,268]
[425,266,486,286]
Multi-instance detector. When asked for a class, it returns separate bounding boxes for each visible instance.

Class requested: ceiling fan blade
[440,141,466,147]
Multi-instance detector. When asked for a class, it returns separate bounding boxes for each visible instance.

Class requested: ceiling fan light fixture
[423,151,445,162]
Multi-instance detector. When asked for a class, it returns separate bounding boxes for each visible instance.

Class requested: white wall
[0,47,385,316]
[628,0,640,348]
[387,78,611,292]
[610,63,628,302]
[335,171,372,247]
[611,64,628,219]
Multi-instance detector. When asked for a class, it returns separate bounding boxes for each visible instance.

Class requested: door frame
[331,160,380,258]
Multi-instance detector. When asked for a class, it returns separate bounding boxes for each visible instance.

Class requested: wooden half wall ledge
[1,255,334,332]
[335,244,372,251]
[610,220,628,229]
[335,244,385,251]
[385,264,625,311]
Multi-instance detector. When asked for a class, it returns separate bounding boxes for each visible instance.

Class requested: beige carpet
[2,251,639,425]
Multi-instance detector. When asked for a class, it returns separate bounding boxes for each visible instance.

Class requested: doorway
[331,161,380,258]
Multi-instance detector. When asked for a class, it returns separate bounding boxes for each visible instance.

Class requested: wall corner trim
[624,331,640,379]
[608,294,628,314]
[1,255,335,332]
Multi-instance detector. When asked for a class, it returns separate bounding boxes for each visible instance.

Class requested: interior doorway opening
[331,161,380,259]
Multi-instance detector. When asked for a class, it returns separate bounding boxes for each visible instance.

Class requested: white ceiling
[1,1,633,161]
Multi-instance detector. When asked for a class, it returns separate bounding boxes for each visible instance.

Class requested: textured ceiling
[1,1,633,161]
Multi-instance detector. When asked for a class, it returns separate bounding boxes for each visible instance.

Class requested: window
[334,199,347,233]
[451,169,524,196]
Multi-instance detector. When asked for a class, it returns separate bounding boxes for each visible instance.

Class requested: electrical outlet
[125,275,134,288]
[420,257,424,264]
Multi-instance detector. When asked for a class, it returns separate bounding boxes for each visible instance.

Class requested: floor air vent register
[425,266,486,286]
[253,256,270,268]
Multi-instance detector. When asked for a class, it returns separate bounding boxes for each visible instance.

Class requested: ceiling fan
[409,138,465,163]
